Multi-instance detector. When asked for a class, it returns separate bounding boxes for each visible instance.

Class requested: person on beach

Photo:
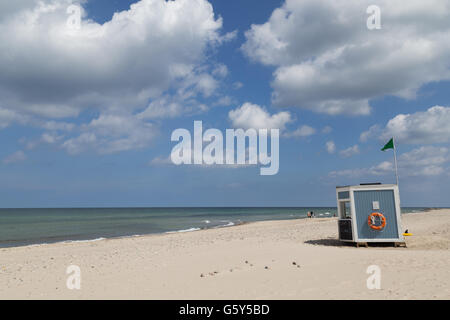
[307,212,311,218]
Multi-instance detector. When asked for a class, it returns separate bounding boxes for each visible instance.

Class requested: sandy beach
[0,209,449,300]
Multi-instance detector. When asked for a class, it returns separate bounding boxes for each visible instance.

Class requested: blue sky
[0,0,449,207]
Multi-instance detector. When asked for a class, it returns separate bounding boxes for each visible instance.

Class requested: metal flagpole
[393,137,399,186]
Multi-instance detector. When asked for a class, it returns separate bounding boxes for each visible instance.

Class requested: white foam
[215,221,235,228]
[63,237,106,244]
[165,227,201,234]
[25,243,50,248]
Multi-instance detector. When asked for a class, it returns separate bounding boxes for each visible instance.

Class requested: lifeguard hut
[336,183,405,247]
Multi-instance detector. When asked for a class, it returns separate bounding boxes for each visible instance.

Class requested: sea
[0,207,427,248]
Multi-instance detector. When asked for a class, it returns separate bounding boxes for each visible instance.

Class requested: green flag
[381,138,394,151]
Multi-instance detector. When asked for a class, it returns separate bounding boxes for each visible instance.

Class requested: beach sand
[0,209,449,300]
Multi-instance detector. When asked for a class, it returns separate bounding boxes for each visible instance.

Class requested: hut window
[339,201,352,219]
[344,202,352,218]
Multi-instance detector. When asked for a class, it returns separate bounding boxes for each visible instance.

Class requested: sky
[0,0,449,208]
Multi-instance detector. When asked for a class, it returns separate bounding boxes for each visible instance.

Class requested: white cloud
[330,161,394,178]
[330,146,450,178]
[212,64,229,78]
[359,125,380,143]
[137,96,184,120]
[0,108,27,129]
[284,125,316,138]
[41,120,75,132]
[232,82,244,90]
[361,106,450,144]
[340,145,360,158]
[228,102,292,130]
[242,0,450,115]
[383,106,450,144]
[0,0,40,21]
[24,132,65,149]
[3,150,26,164]
[137,63,228,120]
[149,155,173,166]
[0,107,78,138]
[41,132,63,144]
[399,146,449,176]
[326,141,336,154]
[213,96,234,107]
[0,0,223,115]
[370,161,394,175]
[62,113,157,154]
[0,0,239,157]
[0,0,228,153]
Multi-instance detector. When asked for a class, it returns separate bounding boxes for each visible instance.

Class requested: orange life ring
[368,212,386,231]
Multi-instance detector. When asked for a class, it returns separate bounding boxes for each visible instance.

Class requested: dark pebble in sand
[264,266,269,270]
[245,261,248,264]
[200,274,204,277]
[292,262,297,265]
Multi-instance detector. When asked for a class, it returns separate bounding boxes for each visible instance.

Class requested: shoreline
[0,207,436,250]
[0,207,336,250]
[0,219,251,250]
